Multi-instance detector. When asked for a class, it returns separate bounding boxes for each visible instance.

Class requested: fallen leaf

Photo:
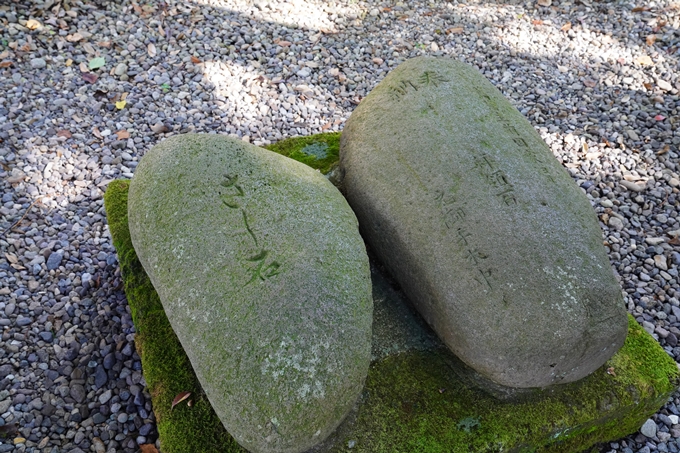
[19,43,30,52]
[147,43,157,57]
[0,424,17,436]
[653,21,667,33]
[92,127,103,139]
[657,144,670,155]
[606,367,616,376]
[275,39,292,47]
[26,19,41,30]
[98,41,112,48]
[321,121,332,130]
[5,253,18,264]
[643,82,653,90]
[631,6,650,12]
[532,19,544,25]
[65,58,72,67]
[537,0,551,5]
[121,92,128,101]
[93,90,107,100]
[655,114,666,121]
[670,236,680,245]
[65,33,83,42]
[634,55,653,66]
[158,24,165,38]
[646,34,657,45]
[116,130,130,139]
[56,129,72,138]
[190,55,202,64]
[82,73,98,84]
[115,100,127,110]
[151,122,169,134]
[171,391,192,410]
[0,60,13,68]
[446,27,464,34]
[82,42,95,54]
[88,57,106,70]
[139,445,159,453]
[561,22,572,31]
[583,79,597,88]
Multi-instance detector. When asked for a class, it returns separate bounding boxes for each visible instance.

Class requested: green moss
[329,316,677,453]
[263,132,341,175]
[104,134,678,453]
[104,180,243,453]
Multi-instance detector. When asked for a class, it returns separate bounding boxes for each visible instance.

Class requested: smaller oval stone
[128,134,372,453]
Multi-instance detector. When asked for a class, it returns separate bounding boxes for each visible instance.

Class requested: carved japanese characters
[340,57,627,391]
[128,134,372,453]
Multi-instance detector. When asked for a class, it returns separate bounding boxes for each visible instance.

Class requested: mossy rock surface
[340,56,628,391]
[126,133,372,453]
[104,133,679,453]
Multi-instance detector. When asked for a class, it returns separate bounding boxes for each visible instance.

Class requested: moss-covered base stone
[126,134,372,453]
[105,133,678,453]
[340,56,628,391]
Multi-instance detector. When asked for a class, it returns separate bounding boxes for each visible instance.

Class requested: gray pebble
[620,180,644,192]
[103,352,116,370]
[641,418,658,438]
[16,315,32,327]
[94,366,108,389]
[70,384,86,403]
[30,58,46,69]
[46,251,63,270]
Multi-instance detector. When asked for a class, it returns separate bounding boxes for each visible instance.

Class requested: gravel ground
[0,0,679,451]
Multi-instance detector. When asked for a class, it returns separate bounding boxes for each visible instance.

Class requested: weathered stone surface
[108,178,678,453]
[128,134,372,453]
[339,57,628,390]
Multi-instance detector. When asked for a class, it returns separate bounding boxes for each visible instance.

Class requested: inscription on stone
[470,152,517,206]
[387,70,449,101]
[219,174,281,286]
[469,80,558,184]
[434,184,493,290]
[340,57,628,390]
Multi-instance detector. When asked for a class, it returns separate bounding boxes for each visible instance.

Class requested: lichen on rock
[126,134,372,453]
[340,56,628,391]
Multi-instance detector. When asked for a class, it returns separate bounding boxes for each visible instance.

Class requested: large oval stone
[339,57,627,390]
[128,134,372,453]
